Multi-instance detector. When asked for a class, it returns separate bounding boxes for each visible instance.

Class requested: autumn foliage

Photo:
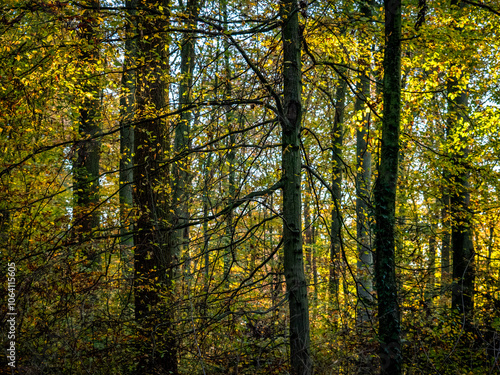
[1,0,500,374]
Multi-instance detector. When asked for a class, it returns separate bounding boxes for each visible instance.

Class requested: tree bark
[448,0,475,326]
[171,0,199,277]
[223,0,235,283]
[133,1,177,373]
[448,89,474,321]
[304,182,313,276]
[330,71,346,309]
[119,0,137,274]
[374,0,403,373]
[202,152,211,297]
[355,69,373,326]
[280,1,312,373]
[441,182,451,302]
[355,1,375,328]
[73,0,101,266]
[304,182,318,310]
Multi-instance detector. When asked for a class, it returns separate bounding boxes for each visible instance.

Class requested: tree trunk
[304,182,318,311]
[119,0,137,275]
[312,224,318,308]
[441,181,451,303]
[280,1,312,373]
[448,89,474,321]
[330,71,346,309]
[304,182,313,275]
[374,0,403,373]
[448,0,475,327]
[171,0,199,277]
[203,152,211,297]
[73,0,101,266]
[223,0,235,283]
[355,69,373,326]
[356,1,375,327]
[133,1,177,373]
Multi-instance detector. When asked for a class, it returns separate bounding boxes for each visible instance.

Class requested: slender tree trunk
[222,0,235,283]
[355,70,373,326]
[448,89,474,321]
[312,224,318,281]
[119,0,137,275]
[330,71,346,309]
[133,1,177,373]
[304,182,318,311]
[441,182,451,302]
[355,2,376,328]
[356,1,374,328]
[304,182,313,275]
[448,0,474,326]
[312,223,319,312]
[374,0,403,373]
[486,225,494,293]
[203,152,211,297]
[73,0,101,266]
[223,135,235,283]
[270,194,282,314]
[280,1,312,373]
[171,0,198,276]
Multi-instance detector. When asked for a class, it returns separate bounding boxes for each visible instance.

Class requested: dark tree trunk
[119,0,137,272]
[280,1,312,373]
[73,0,101,266]
[223,0,235,283]
[448,0,475,327]
[441,185,451,302]
[133,1,177,373]
[355,1,375,329]
[373,0,403,373]
[304,183,313,276]
[304,182,318,310]
[448,89,474,321]
[171,0,199,277]
[330,71,346,308]
[355,70,373,326]
[202,152,211,296]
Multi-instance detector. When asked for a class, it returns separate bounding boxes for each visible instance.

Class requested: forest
[1,0,500,374]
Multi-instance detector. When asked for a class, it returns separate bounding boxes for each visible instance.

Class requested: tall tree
[355,98,374,325]
[133,0,177,373]
[354,1,375,328]
[280,0,312,373]
[202,151,212,296]
[448,69,474,321]
[441,171,452,302]
[73,0,101,265]
[304,181,313,278]
[330,71,346,308]
[304,180,319,309]
[355,59,374,325]
[119,0,137,265]
[445,0,475,326]
[222,0,235,283]
[171,0,199,276]
[374,0,403,373]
